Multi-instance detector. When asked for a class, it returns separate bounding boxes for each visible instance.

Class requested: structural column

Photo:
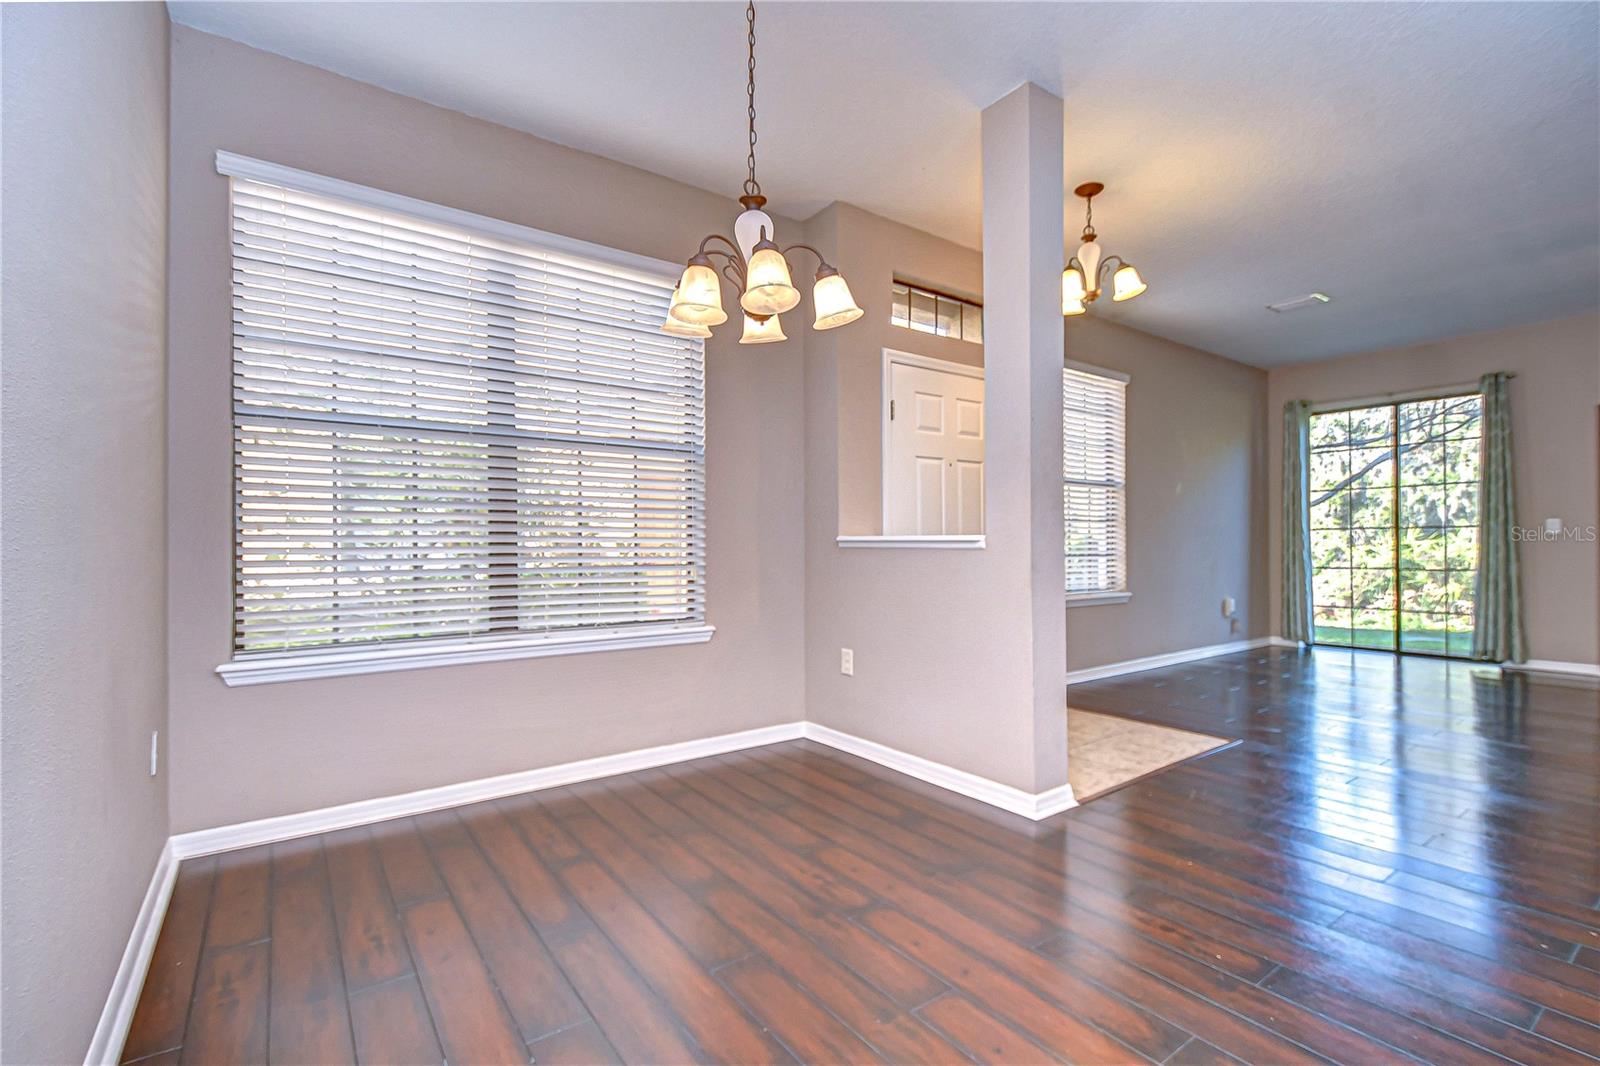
[980,83,1070,796]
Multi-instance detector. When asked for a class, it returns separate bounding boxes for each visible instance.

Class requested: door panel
[1310,405,1396,651]
[915,456,945,534]
[1396,394,1482,656]
[953,459,984,536]
[886,359,984,535]
[1309,394,1482,658]
[955,397,983,439]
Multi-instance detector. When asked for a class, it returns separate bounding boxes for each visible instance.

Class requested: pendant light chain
[666,0,865,341]
[743,0,760,197]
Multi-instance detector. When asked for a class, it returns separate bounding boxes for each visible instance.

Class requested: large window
[221,156,707,680]
[1309,394,1482,656]
[1063,363,1129,601]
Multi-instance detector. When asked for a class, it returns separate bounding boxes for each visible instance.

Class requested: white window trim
[215,151,681,283]
[217,153,708,674]
[1064,359,1131,384]
[1066,590,1132,607]
[836,535,986,549]
[1063,360,1129,601]
[217,623,716,687]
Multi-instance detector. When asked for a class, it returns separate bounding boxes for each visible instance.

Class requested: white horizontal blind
[230,175,705,654]
[1063,366,1127,595]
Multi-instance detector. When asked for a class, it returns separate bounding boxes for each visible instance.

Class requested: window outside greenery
[1309,395,1482,657]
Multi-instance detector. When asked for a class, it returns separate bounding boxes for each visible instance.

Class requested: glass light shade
[1061,266,1086,308]
[740,246,801,316]
[812,271,864,330]
[1062,298,1088,317]
[739,313,787,345]
[670,261,727,326]
[734,207,776,262]
[1112,263,1147,302]
[661,299,712,338]
[1076,239,1102,298]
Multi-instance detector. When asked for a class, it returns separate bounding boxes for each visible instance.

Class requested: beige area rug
[1068,708,1232,802]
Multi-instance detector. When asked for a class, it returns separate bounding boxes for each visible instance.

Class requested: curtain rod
[1305,374,1512,414]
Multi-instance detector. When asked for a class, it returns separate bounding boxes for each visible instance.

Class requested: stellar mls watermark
[1513,523,1597,542]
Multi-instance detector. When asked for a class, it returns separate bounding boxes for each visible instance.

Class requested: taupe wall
[1267,312,1600,665]
[830,203,985,534]
[1063,317,1270,668]
[1,4,171,1061]
[802,205,1041,789]
[166,27,806,832]
[803,203,1269,786]
[815,203,1269,674]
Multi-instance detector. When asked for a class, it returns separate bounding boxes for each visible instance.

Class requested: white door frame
[880,347,985,534]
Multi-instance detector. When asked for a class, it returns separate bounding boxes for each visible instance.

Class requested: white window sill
[216,623,715,687]
[1066,591,1132,607]
[836,534,986,549]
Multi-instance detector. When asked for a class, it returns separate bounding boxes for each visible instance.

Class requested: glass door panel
[1309,405,1396,651]
[1308,394,1481,659]
[1397,395,1481,657]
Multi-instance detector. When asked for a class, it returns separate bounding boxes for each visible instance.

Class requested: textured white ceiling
[168,1,1600,365]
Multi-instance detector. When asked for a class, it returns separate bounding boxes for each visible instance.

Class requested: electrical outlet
[840,648,854,676]
[149,731,159,777]
[1221,597,1236,618]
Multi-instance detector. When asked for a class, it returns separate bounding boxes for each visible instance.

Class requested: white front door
[884,355,985,535]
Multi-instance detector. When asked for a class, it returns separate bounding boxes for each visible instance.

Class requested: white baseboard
[1065,636,1280,685]
[1505,659,1600,680]
[94,631,1596,1062]
[104,714,1087,1061]
[169,721,804,860]
[166,715,1087,866]
[802,723,1077,820]
[1266,640,1598,680]
[85,839,178,1066]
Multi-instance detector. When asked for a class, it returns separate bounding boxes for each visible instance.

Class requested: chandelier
[1062,182,1148,316]
[664,2,864,344]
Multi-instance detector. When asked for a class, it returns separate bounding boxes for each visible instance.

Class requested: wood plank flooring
[123,647,1600,1064]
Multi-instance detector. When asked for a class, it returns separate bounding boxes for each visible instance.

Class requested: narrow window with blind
[217,155,710,685]
[1063,363,1129,603]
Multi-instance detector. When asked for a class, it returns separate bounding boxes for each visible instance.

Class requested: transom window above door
[890,282,983,344]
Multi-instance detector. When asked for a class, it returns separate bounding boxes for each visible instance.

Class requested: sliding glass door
[1309,394,1483,657]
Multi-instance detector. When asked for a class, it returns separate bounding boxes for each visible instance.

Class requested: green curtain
[1282,400,1314,644]
[1472,372,1526,662]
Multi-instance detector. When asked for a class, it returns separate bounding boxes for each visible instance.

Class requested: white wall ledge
[836,534,986,549]
[217,624,715,686]
[1065,591,1132,607]
[1497,659,1599,679]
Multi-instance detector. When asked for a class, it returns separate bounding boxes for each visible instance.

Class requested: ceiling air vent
[1267,292,1332,314]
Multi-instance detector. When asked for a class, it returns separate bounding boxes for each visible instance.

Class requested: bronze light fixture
[1062,182,1148,316]
[665,1,863,344]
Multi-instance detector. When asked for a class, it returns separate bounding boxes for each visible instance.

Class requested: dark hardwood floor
[123,647,1600,1064]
